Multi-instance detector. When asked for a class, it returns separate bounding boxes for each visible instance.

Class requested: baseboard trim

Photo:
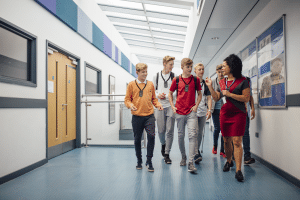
[252,153,300,188]
[0,158,48,185]
[87,144,134,148]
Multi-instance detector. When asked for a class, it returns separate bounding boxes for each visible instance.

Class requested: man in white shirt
[153,56,176,164]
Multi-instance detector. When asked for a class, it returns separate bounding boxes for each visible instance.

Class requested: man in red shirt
[168,58,202,173]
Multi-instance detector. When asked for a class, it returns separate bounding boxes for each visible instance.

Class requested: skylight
[144,4,190,16]
[96,0,143,10]
[104,11,147,21]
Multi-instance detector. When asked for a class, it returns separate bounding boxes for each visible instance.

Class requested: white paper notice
[48,81,54,93]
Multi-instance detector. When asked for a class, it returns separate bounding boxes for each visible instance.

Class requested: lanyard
[161,71,171,88]
[225,78,236,91]
[135,80,147,97]
[181,75,193,92]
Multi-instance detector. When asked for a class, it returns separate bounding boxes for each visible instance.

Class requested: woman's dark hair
[224,54,243,78]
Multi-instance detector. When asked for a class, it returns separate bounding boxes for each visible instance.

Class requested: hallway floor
[1,124,300,200]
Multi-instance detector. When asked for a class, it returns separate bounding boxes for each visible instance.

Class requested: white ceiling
[97,0,193,68]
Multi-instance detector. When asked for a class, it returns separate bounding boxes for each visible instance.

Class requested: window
[0,17,37,86]
[85,63,101,94]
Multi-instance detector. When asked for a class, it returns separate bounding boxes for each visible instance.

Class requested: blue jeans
[212,109,224,152]
[243,115,251,158]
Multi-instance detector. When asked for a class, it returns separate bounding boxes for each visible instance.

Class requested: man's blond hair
[136,63,148,72]
[194,63,204,71]
[163,56,175,65]
[181,58,193,68]
[216,64,223,71]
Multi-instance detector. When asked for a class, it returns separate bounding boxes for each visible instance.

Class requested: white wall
[0,0,138,177]
[206,0,300,180]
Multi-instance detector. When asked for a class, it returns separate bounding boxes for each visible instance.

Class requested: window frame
[0,17,37,87]
[85,62,102,94]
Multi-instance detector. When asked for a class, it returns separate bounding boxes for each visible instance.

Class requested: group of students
[124,54,255,182]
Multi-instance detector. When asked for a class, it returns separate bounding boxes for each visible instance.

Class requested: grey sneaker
[188,162,197,173]
[180,156,187,166]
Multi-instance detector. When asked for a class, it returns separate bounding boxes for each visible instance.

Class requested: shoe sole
[244,160,255,164]
[147,169,154,172]
[180,163,186,166]
[136,167,142,170]
[188,169,197,173]
[194,157,202,163]
[165,161,172,164]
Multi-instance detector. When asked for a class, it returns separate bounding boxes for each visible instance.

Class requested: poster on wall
[257,16,286,108]
[109,75,115,124]
[240,40,258,105]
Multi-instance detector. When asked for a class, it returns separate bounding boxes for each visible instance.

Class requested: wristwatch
[208,110,212,112]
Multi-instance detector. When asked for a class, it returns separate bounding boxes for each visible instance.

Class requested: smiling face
[182,64,193,76]
[164,60,174,74]
[194,65,204,78]
[222,61,231,76]
[136,69,148,81]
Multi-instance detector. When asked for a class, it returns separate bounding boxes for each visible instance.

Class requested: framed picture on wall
[109,75,115,124]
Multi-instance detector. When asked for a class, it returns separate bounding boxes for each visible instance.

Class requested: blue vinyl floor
[1,124,300,200]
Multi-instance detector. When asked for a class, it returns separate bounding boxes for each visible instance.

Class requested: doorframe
[45,40,81,160]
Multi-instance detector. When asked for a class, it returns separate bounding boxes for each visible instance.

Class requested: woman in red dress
[206,54,250,182]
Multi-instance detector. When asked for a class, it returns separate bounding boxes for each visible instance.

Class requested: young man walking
[125,63,163,172]
[153,56,176,164]
[168,58,202,173]
[193,63,212,164]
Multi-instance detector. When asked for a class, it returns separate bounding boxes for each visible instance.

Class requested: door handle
[62,104,67,106]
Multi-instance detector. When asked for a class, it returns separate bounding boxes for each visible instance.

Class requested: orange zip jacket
[124,80,162,116]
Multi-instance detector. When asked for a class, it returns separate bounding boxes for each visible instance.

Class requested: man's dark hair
[224,54,243,78]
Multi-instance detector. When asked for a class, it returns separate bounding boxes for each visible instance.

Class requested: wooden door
[47,50,76,158]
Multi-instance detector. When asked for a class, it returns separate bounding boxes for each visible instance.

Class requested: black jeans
[132,114,155,162]
[212,109,224,152]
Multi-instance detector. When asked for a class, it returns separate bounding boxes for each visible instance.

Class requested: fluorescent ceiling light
[119,30,152,37]
[104,11,147,21]
[144,4,190,16]
[148,17,188,26]
[151,27,186,35]
[153,35,185,42]
[96,0,143,9]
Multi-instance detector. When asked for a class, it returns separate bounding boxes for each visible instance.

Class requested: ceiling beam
[121,0,193,9]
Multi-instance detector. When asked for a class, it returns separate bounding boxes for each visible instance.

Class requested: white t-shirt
[153,71,176,108]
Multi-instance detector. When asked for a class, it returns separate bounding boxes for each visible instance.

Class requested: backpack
[156,71,175,90]
[175,75,198,95]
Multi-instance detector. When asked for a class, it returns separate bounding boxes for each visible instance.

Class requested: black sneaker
[145,161,154,172]
[223,161,234,172]
[235,170,244,182]
[136,162,142,170]
[188,162,197,173]
[194,153,202,164]
[161,144,166,157]
[164,154,172,164]
[244,157,255,164]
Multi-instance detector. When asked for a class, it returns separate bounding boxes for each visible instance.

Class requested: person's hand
[251,109,255,120]
[205,77,212,87]
[171,106,177,114]
[190,105,197,113]
[206,111,212,120]
[222,90,231,97]
[130,105,137,111]
[158,105,164,111]
[158,93,166,99]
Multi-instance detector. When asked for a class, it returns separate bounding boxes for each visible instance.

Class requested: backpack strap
[155,72,159,90]
[170,72,175,81]
[194,76,198,92]
[175,76,179,96]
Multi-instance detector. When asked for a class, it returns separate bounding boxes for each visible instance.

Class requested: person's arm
[222,88,250,102]
[191,90,202,112]
[168,90,177,113]
[124,83,137,111]
[206,77,221,102]
[206,95,212,120]
[250,95,255,120]
[151,84,163,110]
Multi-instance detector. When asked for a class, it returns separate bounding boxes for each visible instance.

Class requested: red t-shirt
[170,75,202,115]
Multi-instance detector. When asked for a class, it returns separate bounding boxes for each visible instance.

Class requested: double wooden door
[47,50,76,159]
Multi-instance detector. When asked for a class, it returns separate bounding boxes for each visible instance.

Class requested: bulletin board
[257,16,286,108]
[238,15,286,108]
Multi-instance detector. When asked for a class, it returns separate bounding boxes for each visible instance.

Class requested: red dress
[218,77,248,137]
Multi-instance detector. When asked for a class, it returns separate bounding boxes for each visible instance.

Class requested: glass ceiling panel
[148,17,188,26]
[153,35,184,42]
[104,11,147,21]
[113,22,149,30]
[119,30,152,38]
[96,0,143,9]
[144,4,190,16]
[151,27,186,35]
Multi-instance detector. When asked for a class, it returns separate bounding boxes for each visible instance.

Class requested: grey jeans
[155,107,175,154]
[194,116,206,155]
[176,111,198,163]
